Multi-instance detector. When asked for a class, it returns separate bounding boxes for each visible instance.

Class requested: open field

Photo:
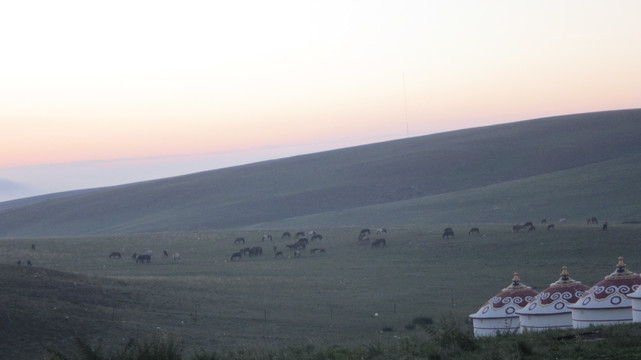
[2,222,641,358]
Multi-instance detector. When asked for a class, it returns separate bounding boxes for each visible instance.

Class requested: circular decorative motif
[513,297,523,304]
[582,297,591,306]
[611,296,622,305]
[528,303,537,310]
[554,302,565,310]
[505,307,515,315]
[482,306,489,314]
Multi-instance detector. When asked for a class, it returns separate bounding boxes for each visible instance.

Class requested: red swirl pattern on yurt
[488,290,538,309]
[590,280,639,300]
[539,288,585,305]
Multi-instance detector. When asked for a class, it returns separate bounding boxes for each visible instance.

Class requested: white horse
[173,253,181,261]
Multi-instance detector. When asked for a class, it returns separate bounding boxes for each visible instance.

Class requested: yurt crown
[605,256,637,279]
[560,266,570,281]
[512,272,520,286]
[616,256,626,273]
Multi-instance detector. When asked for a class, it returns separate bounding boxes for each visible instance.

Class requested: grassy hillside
[257,153,641,228]
[1,109,640,237]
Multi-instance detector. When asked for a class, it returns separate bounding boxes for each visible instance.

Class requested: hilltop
[1,109,641,237]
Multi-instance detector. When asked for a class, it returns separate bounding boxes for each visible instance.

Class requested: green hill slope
[1,109,640,237]
[257,153,641,228]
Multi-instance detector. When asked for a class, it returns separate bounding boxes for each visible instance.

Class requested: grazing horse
[468,227,480,235]
[376,228,387,234]
[249,246,263,257]
[31,244,36,250]
[310,234,323,241]
[588,217,598,224]
[371,238,386,248]
[132,253,138,259]
[173,253,181,261]
[136,254,151,263]
[234,237,245,244]
[310,248,325,254]
[295,231,305,238]
[262,234,272,242]
[231,252,242,261]
[527,225,536,232]
[275,251,283,257]
[523,221,534,228]
[512,224,522,233]
[360,228,371,235]
[163,250,169,257]
[358,234,370,245]
[109,251,122,259]
[27,260,32,266]
[547,224,555,230]
[603,222,608,231]
[281,232,291,239]
[442,228,454,239]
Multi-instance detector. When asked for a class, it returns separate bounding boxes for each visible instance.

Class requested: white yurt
[517,266,589,332]
[625,273,641,322]
[469,272,538,336]
[569,257,641,328]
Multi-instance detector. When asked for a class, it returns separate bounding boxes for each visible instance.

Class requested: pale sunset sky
[1,0,640,201]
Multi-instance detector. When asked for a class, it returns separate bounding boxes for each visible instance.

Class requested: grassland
[2,222,641,358]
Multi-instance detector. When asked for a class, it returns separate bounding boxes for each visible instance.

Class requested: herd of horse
[106,249,181,264]
[104,219,610,265]
[232,231,330,261]
[439,216,608,238]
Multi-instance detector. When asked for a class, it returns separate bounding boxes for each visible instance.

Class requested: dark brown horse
[231,252,242,261]
[310,234,323,241]
[249,246,263,257]
[442,228,454,239]
[136,254,151,263]
[109,251,122,259]
[468,227,480,235]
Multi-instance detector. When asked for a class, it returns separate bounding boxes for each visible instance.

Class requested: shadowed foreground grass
[47,318,641,360]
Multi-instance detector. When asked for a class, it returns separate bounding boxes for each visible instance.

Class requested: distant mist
[0,134,406,203]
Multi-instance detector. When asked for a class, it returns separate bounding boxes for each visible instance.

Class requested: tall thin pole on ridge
[403,72,409,136]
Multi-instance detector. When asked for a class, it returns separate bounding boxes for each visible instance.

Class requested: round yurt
[569,257,641,328]
[469,273,538,336]
[625,275,641,322]
[517,266,589,332]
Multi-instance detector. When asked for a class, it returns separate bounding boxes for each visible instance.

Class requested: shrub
[46,335,183,360]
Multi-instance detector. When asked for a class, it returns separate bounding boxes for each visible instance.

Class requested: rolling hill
[1,109,640,237]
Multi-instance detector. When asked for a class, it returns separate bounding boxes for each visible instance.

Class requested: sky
[2,0,641,202]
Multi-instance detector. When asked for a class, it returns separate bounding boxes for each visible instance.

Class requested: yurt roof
[569,257,641,310]
[470,272,538,319]
[516,266,589,316]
